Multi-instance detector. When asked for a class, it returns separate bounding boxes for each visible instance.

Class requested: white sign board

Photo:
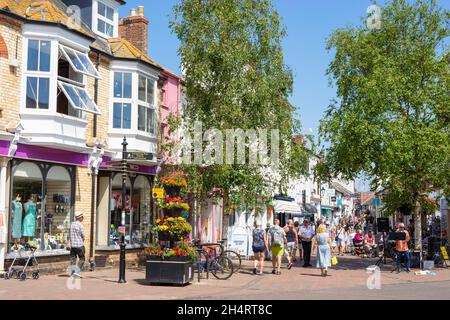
[324,189,336,197]
[230,227,249,257]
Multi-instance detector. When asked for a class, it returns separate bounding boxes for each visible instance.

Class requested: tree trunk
[414,199,422,268]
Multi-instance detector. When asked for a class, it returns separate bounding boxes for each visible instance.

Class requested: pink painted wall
[160,70,181,142]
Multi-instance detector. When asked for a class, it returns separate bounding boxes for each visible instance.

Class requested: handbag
[335,228,342,242]
[331,256,338,266]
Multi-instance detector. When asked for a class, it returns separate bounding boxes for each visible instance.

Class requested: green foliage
[169,0,312,215]
[319,0,449,216]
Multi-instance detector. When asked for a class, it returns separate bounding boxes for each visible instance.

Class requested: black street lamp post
[118,137,128,283]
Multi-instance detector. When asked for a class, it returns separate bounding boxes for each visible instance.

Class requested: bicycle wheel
[223,250,241,272]
[210,256,234,280]
[195,250,208,273]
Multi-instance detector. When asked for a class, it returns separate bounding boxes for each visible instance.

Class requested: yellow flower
[177,217,185,221]
[167,217,175,221]
[156,219,161,223]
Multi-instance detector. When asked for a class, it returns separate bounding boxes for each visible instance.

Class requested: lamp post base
[118,239,126,283]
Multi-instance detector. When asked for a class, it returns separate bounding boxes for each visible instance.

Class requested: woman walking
[283,219,297,269]
[293,221,302,262]
[315,224,332,277]
[337,224,347,256]
[252,221,268,275]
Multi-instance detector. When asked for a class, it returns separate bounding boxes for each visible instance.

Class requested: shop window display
[10,162,43,250]
[110,174,152,246]
[9,161,74,253]
[110,174,132,245]
[45,166,72,250]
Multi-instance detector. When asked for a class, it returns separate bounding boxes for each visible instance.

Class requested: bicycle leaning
[191,240,234,280]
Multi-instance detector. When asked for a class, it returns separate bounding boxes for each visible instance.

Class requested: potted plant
[159,171,188,197]
[143,242,196,285]
[151,216,192,242]
[156,197,190,216]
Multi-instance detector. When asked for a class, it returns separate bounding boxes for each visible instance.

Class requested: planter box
[145,256,194,285]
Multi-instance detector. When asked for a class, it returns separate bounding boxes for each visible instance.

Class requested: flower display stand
[144,172,194,286]
[146,255,194,285]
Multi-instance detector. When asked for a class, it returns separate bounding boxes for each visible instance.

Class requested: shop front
[8,160,75,253]
[320,205,333,223]
[95,165,155,265]
[0,140,108,273]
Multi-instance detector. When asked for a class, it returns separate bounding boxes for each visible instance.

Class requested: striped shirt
[70,221,85,248]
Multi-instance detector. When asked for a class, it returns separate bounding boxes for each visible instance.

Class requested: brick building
[0,0,181,274]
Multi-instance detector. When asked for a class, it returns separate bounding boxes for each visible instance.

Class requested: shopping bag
[331,256,338,266]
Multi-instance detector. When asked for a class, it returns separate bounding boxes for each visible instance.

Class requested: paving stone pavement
[1,255,449,300]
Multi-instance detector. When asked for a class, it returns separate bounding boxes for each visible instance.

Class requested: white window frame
[23,38,52,110]
[112,71,133,129]
[59,44,101,79]
[93,0,118,39]
[109,62,159,138]
[137,74,156,134]
[21,36,99,119]
[57,80,101,115]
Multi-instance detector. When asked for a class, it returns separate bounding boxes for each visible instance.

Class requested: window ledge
[109,130,156,140]
[21,111,88,125]
[5,249,70,260]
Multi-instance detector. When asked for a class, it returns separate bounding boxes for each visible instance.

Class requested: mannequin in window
[22,194,37,241]
[11,194,23,245]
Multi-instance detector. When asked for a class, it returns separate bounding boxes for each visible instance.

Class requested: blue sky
[119,0,449,191]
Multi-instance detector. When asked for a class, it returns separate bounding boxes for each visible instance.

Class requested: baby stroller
[4,243,40,281]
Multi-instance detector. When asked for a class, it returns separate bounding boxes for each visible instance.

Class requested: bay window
[23,38,100,116]
[111,71,156,134]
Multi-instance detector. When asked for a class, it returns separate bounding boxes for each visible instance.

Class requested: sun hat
[75,211,84,219]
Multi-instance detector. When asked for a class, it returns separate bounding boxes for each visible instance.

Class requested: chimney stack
[137,6,144,16]
[119,6,149,54]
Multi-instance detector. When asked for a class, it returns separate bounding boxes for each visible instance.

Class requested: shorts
[337,239,346,246]
[252,246,265,253]
[286,242,296,254]
[271,245,284,257]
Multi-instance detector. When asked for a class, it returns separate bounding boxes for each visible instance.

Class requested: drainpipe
[89,52,101,270]
[93,52,100,138]
[89,165,96,271]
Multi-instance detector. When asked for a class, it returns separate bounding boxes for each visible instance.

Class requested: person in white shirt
[299,219,314,267]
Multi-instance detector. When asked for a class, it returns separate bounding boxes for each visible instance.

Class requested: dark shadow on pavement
[299,273,324,277]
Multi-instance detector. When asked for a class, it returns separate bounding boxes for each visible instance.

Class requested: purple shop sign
[0,140,156,174]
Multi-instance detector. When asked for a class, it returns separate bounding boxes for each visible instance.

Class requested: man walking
[69,211,85,277]
[395,223,411,273]
[269,218,287,275]
[299,219,314,267]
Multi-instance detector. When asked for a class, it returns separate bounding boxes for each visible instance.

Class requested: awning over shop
[331,181,353,196]
[305,203,318,214]
[274,200,302,214]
